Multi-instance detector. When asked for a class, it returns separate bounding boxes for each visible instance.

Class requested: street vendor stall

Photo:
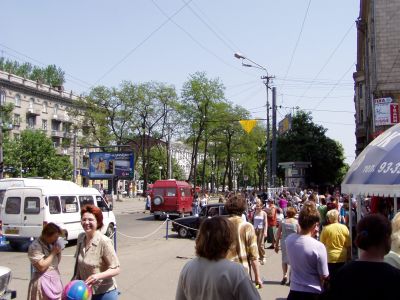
[341,123,400,250]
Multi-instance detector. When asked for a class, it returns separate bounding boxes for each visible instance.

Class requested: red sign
[390,103,399,124]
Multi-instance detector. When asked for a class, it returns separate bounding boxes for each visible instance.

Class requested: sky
[0,0,359,164]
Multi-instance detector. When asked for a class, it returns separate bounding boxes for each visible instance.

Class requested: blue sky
[1,0,359,164]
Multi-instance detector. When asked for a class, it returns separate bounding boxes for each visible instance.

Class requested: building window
[15,94,21,107]
[29,98,34,109]
[42,101,48,113]
[42,119,48,131]
[27,116,36,129]
[13,114,21,126]
[54,104,59,116]
[51,120,60,131]
[0,89,5,105]
[360,109,364,124]
[358,84,363,99]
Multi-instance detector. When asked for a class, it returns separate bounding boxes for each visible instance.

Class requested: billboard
[278,114,292,135]
[89,152,134,179]
[374,97,399,126]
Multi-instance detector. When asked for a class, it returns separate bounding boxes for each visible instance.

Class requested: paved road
[2,197,290,299]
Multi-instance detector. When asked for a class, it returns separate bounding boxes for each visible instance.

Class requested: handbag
[41,269,63,300]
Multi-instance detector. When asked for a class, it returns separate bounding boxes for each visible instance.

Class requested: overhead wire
[294,21,355,107]
[92,0,195,88]
[312,61,355,110]
[0,43,93,89]
[281,0,312,95]
[150,0,254,79]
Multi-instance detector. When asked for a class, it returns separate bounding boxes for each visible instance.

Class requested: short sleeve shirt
[75,231,120,295]
[28,238,60,273]
[226,216,259,273]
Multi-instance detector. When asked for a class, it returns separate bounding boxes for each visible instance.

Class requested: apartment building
[354,0,400,155]
[0,69,84,169]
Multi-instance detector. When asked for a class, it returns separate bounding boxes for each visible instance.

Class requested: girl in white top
[252,199,268,265]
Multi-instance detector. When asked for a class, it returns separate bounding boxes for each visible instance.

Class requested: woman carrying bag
[27,223,64,300]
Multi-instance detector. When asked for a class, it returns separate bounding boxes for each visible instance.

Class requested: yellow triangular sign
[239,120,257,134]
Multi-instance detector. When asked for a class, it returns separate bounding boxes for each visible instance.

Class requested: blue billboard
[89,152,134,179]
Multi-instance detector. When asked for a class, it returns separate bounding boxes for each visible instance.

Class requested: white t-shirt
[285,234,329,294]
[176,257,261,300]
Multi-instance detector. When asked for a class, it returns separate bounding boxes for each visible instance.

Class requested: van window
[61,196,78,213]
[153,188,164,197]
[79,196,94,207]
[180,188,191,197]
[24,197,40,214]
[96,196,109,212]
[49,196,61,214]
[166,188,176,197]
[5,197,21,214]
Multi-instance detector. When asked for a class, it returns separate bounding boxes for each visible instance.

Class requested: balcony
[63,132,74,139]
[51,130,64,138]
[26,107,41,116]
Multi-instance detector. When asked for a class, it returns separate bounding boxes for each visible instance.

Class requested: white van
[0,182,116,250]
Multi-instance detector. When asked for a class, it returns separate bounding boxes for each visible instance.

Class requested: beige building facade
[0,70,84,176]
[354,0,400,155]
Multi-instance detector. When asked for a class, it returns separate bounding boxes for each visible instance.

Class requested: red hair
[81,205,103,229]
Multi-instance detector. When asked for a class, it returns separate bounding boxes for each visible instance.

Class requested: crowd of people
[175,189,400,299]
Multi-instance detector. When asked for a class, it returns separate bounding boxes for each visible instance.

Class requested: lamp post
[158,166,163,180]
[234,52,276,188]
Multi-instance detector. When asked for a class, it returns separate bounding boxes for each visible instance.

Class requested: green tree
[180,72,225,187]
[3,130,73,179]
[277,111,346,187]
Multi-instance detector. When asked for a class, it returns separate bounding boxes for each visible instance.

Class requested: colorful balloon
[63,280,92,300]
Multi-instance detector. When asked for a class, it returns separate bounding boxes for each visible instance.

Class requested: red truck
[150,180,193,220]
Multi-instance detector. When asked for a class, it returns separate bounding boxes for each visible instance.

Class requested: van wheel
[178,227,189,238]
[105,224,114,237]
[9,241,21,251]
[154,215,160,220]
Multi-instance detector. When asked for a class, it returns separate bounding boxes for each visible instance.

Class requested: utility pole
[272,87,277,187]
[262,75,274,188]
[73,131,77,183]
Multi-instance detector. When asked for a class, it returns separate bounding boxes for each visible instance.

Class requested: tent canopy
[341,123,400,196]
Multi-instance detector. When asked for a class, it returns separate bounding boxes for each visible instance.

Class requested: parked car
[0,266,16,299]
[171,203,228,238]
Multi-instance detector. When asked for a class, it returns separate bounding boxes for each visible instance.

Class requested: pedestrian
[319,209,350,281]
[74,205,120,299]
[200,193,208,208]
[285,201,329,300]
[192,193,200,216]
[175,216,261,300]
[27,222,63,300]
[225,194,263,288]
[265,198,278,249]
[385,212,400,269]
[252,199,268,265]
[274,206,300,285]
[145,193,151,212]
[278,194,288,217]
[329,214,400,300]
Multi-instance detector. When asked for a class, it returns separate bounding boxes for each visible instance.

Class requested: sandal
[280,277,288,285]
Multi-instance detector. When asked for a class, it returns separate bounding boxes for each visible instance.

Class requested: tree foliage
[3,130,73,179]
[277,111,346,186]
[0,57,65,86]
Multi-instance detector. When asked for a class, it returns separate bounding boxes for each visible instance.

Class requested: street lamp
[158,166,163,180]
[234,52,276,188]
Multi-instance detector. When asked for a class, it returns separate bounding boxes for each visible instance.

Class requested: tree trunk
[201,136,208,191]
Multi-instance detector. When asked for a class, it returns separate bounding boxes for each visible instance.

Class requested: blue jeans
[92,289,118,300]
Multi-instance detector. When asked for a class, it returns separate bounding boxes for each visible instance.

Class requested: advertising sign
[89,152,134,179]
[374,97,399,126]
[278,114,292,135]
